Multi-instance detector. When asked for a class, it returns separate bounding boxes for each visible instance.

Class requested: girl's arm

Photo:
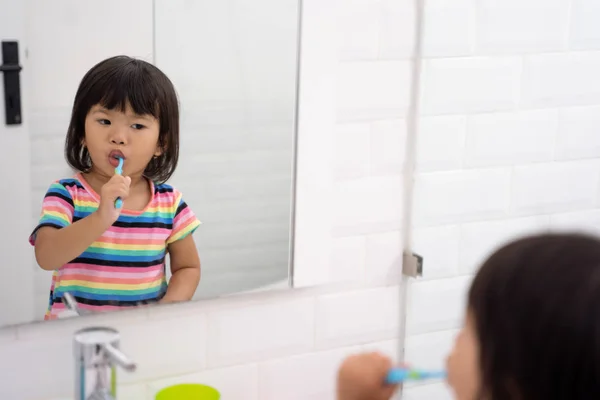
[35,212,110,271]
[161,234,201,303]
[34,175,129,271]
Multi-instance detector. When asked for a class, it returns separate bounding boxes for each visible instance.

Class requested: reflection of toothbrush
[114,157,124,209]
[385,368,447,384]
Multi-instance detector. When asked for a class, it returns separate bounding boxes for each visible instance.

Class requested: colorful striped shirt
[29,173,201,320]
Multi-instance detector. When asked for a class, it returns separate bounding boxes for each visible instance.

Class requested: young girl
[29,56,201,320]
[337,233,600,399]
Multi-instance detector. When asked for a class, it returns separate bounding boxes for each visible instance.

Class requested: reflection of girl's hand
[336,352,400,400]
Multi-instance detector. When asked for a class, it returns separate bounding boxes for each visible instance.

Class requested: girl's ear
[154,142,164,157]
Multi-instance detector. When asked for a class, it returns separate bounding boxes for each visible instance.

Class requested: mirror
[2,0,299,328]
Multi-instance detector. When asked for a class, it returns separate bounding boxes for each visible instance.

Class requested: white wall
[0,0,409,399]
[404,0,600,398]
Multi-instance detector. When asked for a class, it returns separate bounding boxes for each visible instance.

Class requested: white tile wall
[1,0,408,399]
[406,0,600,397]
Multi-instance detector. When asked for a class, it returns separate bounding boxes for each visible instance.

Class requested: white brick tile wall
[406,277,471,336]
[420,57,521,115]
[422,0,475,58]
[370,119,407,175]
[412,225,460,280]
[521,52,600,108]
[459,216,550,274]
[336,61,412,121]
[258,346,360,400]
[365,230,404,282]
[416,116,467,172]
[475,0,569,54]
[315,287,400,349]
[408,1,600,397]
[569,0,600,50]
[207,298,315,368]
[379,0,415,60]
[556,105,600,160]
[404,329,458,372]
[464,110,559,167]
[412,168,511,226]
[511,161,600,215]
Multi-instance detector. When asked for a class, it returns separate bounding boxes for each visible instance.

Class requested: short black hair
[469,232,600,399]
[65,55,179,183]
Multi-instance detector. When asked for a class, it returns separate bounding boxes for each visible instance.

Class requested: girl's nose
[111,138,125,145]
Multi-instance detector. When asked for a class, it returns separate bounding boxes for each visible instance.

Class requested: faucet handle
[102,343,136,372]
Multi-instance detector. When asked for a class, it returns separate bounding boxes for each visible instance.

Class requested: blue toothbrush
[114,157,124,209]
[385,368,447,384]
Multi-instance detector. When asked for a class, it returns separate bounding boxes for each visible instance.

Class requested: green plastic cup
[155,384,220,400]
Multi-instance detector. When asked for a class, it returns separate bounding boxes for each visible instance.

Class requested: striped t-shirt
[29,173,201,320]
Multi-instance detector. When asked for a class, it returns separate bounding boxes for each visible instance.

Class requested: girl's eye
[132,124,145,130]
[98,119,111,125]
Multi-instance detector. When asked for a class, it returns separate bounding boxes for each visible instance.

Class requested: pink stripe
[43,198,73,212]
[62,263,164,273]
[174,211,195,229]
[59,268,163,279]
[102,229,171,239]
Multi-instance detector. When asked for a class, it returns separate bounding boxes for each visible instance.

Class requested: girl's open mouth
[108,150,125,167]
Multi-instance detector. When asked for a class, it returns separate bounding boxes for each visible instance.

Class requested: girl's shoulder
[46,176,86,196]
[151,181,184,203]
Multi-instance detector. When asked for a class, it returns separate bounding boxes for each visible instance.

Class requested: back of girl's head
[469,232,600,399]
[65,55,179,183]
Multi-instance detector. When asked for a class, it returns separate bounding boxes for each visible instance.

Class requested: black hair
[469,232,600,399]
[65,55,179,183]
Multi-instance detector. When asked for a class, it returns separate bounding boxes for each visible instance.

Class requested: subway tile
[334,122,371,179]
[422,0,475,57]
[405,329,459,371]
[336,61,411,121]
[511,161,600,215]
[465,109,559,167]
[365,230,404,282]
[550,210,600,236]
[337,0,380,60]
[258,347,360,400]
[379,0,416,59]
[370,119,407,176]
[420,57,521,115]
[476,0,569,53]
[522,52,600,107]
[416,116,466,172]
[412,225,460,279]
[315,287,400,348]
[330,236,367,282]
[460,216,550,274]
[207,298,315,367]
[412,169,511,226]
[556,105,600,160]
[406,277,472,335]
[570,0,600,50]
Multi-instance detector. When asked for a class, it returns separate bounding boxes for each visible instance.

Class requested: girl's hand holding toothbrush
[337,352,400,400]
[96,173,131,227]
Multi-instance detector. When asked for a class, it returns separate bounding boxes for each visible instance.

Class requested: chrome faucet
[74,326,136,400]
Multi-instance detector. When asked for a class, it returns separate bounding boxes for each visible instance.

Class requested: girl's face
[83,103,161,178]
[446,311,481,400]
